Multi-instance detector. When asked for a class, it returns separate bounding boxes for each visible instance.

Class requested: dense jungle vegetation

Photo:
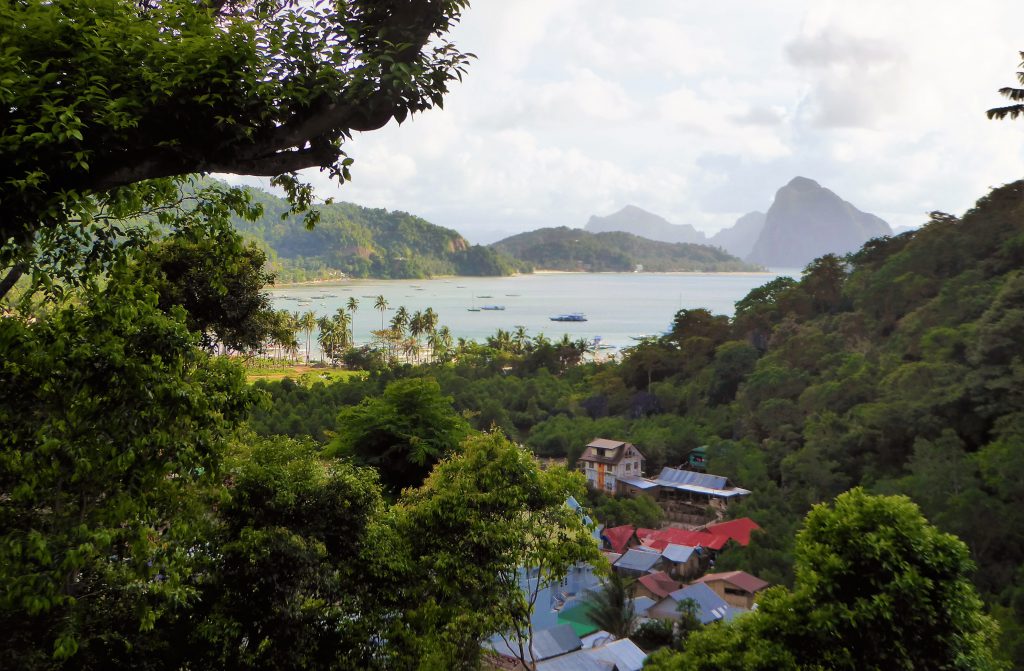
[251,180,1024,667]
[232,186,530,282]
[490,226,759,272]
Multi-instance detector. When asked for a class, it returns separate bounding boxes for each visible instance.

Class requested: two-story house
[577,438,646,496]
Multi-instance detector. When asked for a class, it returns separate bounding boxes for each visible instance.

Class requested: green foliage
[0,276,253,665]
[134,217,276,352]
[648,490,1005,671]
[381,432,603,668]
[327,377,472,492]
[586,488,664,528]
[581,572,636,639]
[491,226,759,272]
[231,186,528,281]
[0,0,471,299]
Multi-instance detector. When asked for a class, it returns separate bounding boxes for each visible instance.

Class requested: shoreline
[271,268,780,288]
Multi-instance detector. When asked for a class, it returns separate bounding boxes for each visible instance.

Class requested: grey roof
[656,467,728,489]
[666,583,732,624]
[533,624,584,660]
[589,438,627,450]
[490,624,582,662]
[654,467,751,498]
[536,638,648,671]
[613,548,662,573]
[660,543,696,564]
[617,474,659,489]
[629,596,656,617]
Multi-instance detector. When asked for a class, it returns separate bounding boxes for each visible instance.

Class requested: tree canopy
[0,0,471,299]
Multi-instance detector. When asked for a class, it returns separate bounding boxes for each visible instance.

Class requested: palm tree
[299,310,317,364]
[333,308,352,351]
[513,325,529,354]
[581,572,636,640]
[316,316,335,364]
[422,307,438,334]
[391,305,409,332]
[373,294,388,330]
[346,297,359,344]
[408,311,427,362]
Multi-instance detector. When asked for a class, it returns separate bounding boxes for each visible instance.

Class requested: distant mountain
[747,177,891,267]
[585,205,706,245]
[490,227,761,273]
[709,211,766,259]
[230,186,528,281]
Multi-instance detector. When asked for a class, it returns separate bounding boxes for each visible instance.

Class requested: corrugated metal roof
[535,638,647,671]
[588,438,626,450]
[533,624,583,660]
[629,596,656,617]
[617,474,658,489]
[656,467,728,489]
[661,543,696,563]
[613,548,662,572]
[704,518,761,546]
[666,583,732,625]
[693,570,770,594]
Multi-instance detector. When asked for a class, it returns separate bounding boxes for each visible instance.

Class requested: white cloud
[215,1,1024,242]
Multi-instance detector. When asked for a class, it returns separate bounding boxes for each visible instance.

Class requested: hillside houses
[578,437,751,519]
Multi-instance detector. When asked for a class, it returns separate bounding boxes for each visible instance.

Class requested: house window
[625,462,631,471]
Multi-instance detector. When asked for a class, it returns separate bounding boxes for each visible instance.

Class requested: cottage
[612,547,664,578]
[647,583,740,625]
[691,571,770,609]
[599,524,636,554]
[634,570,682,601]
[651,467,751,509]
[660,543,702,580]
[577,438,646,496]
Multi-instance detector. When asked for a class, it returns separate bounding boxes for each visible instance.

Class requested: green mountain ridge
[490,226,761,272]
[228,186,529,281]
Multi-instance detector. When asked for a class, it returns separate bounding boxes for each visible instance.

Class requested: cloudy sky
[232,1,1024,244]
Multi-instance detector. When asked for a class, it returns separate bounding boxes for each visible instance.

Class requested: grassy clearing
[243,362,367,384]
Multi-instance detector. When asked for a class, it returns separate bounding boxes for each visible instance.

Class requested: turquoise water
[269,271,797,353]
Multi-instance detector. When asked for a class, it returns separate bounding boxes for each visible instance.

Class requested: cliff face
[709,211,766,258]
[746,177,891,267]
[585,205,706,245]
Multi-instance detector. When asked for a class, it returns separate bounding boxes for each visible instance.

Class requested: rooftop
[704,518,761,546]
[692,570,770,594]
[613,548,662,573]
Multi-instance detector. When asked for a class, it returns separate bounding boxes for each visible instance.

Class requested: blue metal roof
[668,583,732,624]
[613,548,662,573]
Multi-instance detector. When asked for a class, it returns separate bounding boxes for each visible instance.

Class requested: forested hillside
[231,186,529,281]
[252,180,1024,666]
[490,226,759,272]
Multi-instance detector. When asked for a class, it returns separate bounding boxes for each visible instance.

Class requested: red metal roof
[637,571,682,599]
[640,527,729,552]
[705,518,761,546]
[692,570,769,594]
[600,524,635,554]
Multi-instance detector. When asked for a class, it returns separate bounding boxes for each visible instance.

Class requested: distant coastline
[273,268,777,287]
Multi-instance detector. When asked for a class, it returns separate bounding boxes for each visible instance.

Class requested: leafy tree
[134,219,276,352]
[382,432,603,668]
[0,276,253,664]
[647,489,1005,671]
[326,377,471,492]
[189,436,386,671]
[0,0,472,298]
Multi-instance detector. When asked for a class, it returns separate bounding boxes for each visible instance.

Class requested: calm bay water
[269,270,797,354]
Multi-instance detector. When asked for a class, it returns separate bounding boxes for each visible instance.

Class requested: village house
[691,571,770,610]
[646,583,741,624]
[612,547,665,579]
[577,438,646,496]
[634,571,682,601]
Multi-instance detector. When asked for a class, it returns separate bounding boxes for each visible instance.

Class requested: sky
[227,1,1024,244]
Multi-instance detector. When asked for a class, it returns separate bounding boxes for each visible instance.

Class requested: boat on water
[480,305,505,311]
[550,313,587,322]
[476,295,493,298]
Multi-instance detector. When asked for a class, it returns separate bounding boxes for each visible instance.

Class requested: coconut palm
[513,325,529,354]
[391,305,409,332]
[333,308,352,351]
[316,316,336,364]
[408,311,427,362]
[299,310,317,363]
[346,297,359,344]
[581,572,636,640]
[374,294,388,330]
[422,306,438,334]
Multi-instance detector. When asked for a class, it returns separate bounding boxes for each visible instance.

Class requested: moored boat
[550,313,587,322]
